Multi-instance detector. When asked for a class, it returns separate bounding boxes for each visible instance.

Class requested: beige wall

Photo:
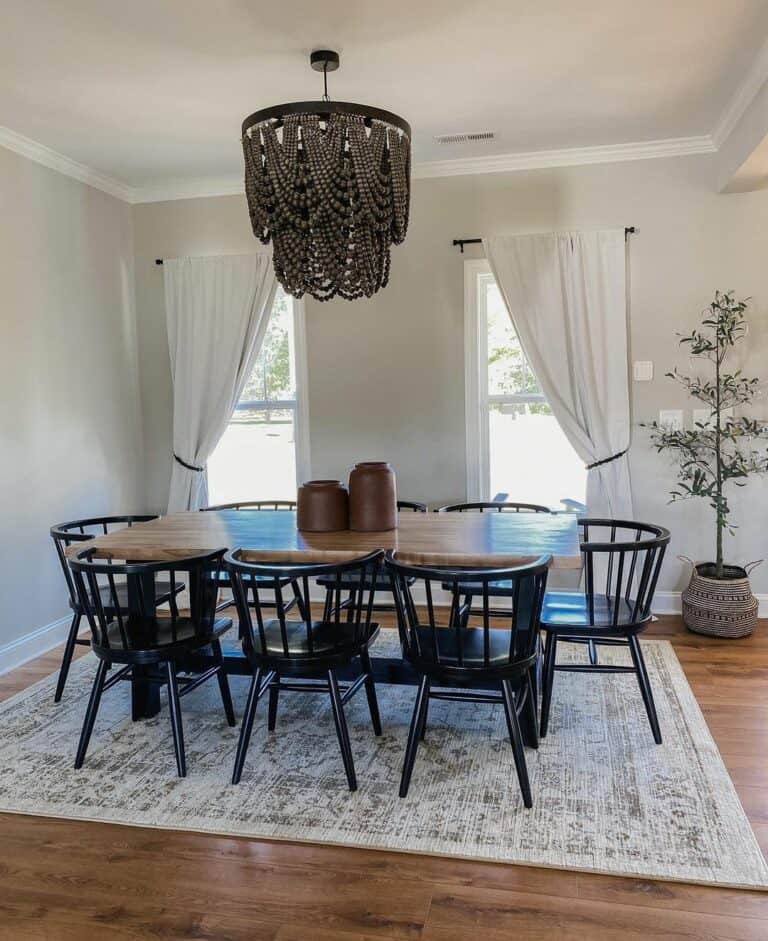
[132,154,768,593]
[0,147,143,653]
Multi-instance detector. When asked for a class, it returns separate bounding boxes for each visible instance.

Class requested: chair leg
[531,631,541,703]
[165,661,186,777]
[322,590,333,623]
[327,670,357,791]
[588,639,598,665]
[521,670,539,750]
[539,633,558,738]
[358,647,382,736]
[54,612,83,703]
[268,674,280,732]
[168,586,180,621]
[345,589,357,623]
[399,676,430,798]
[211,638,236,727]
[74,659,109,769]
[502,679,533,808]
[293,581,311,623]
[232,668,263,784]
[628,635,662,744]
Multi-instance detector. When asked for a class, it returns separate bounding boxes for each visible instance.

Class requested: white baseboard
[0,614,74,677]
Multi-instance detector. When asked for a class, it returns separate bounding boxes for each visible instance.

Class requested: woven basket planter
[680,558,761,638]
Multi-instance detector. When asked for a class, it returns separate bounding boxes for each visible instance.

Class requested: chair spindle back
[225,550,385,659]
[386,553,551,674]
[579,519,670,626]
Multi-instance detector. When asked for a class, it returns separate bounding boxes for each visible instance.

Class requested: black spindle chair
[315,501,428,616]
[68,547,235,777]
[539,519,670,744]
[386,551,551,806]
[201,501,308,619]
[436,502,551,620]
[50,516,185,703]
[225,549,385,791]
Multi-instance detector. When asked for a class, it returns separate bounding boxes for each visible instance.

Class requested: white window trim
[292,297,312,485]
[464,259,492,502]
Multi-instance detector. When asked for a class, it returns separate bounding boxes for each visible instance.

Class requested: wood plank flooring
[0,614,766,940]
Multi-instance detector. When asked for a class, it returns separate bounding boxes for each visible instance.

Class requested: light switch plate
[633,361,653,381]
[659,409,684,431]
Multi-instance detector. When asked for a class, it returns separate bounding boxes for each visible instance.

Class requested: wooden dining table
[83,507,582,568]
[79,509,582,741]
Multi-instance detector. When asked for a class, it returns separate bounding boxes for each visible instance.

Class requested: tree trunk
[715,341,724,578]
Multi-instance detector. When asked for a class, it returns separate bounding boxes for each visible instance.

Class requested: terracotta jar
[296,480,349,532]
[348,462,397,532]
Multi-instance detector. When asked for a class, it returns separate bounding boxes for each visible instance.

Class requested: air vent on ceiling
[434,131,495,145]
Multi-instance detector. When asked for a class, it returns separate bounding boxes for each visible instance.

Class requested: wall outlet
[659,409,684,431]
[633,361,653,381]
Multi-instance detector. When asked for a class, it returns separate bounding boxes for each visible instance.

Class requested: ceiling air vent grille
[434,131,495,145]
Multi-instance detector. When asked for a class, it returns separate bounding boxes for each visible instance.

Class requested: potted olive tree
[645,290,768,637]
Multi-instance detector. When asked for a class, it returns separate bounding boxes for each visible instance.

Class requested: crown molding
[130,136,716,202]
[0,124,134,202]
[412,135,716,179]
[711,36,768,149]
[130,176,244,204]
[0,129,733,205]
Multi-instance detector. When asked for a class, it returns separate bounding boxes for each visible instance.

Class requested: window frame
[464,259,548,501]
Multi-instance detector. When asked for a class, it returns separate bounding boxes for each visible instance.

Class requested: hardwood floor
[0,614,766,940]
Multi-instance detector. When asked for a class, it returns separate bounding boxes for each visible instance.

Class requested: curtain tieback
[174,453,204,473]
[586,448,628,470]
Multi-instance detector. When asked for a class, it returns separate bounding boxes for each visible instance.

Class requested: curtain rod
[452,227,636,253]
[156,227,637,263]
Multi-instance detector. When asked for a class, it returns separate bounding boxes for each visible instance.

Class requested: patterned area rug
[0,631,765,889]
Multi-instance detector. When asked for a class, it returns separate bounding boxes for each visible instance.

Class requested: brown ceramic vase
[296,480,349,532]
[348,462,397,532]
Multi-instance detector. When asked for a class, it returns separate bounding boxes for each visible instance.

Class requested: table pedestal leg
[131,665,161,720]
[128,570,161,720]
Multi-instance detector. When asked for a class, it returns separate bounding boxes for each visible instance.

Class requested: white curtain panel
[164,254,278,512]
[484,230,632,519]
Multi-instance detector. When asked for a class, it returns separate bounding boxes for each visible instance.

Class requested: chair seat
[442,577,516,597]
[541,591,643,631]
[214,570,293,588]
[247,618,380,661]
[406,625,529,671]
[93,616,232,661]
[316,571,409,590]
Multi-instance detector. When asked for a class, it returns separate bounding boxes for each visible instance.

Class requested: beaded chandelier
[241,50,411,302]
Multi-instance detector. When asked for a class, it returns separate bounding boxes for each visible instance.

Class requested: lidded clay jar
[348,462,397,532]
[296,480,349,532]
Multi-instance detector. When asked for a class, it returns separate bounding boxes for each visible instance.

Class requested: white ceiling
[2,0,768,198]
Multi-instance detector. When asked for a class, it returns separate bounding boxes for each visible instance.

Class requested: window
[207,287,310,504]
[464,260,585,510]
